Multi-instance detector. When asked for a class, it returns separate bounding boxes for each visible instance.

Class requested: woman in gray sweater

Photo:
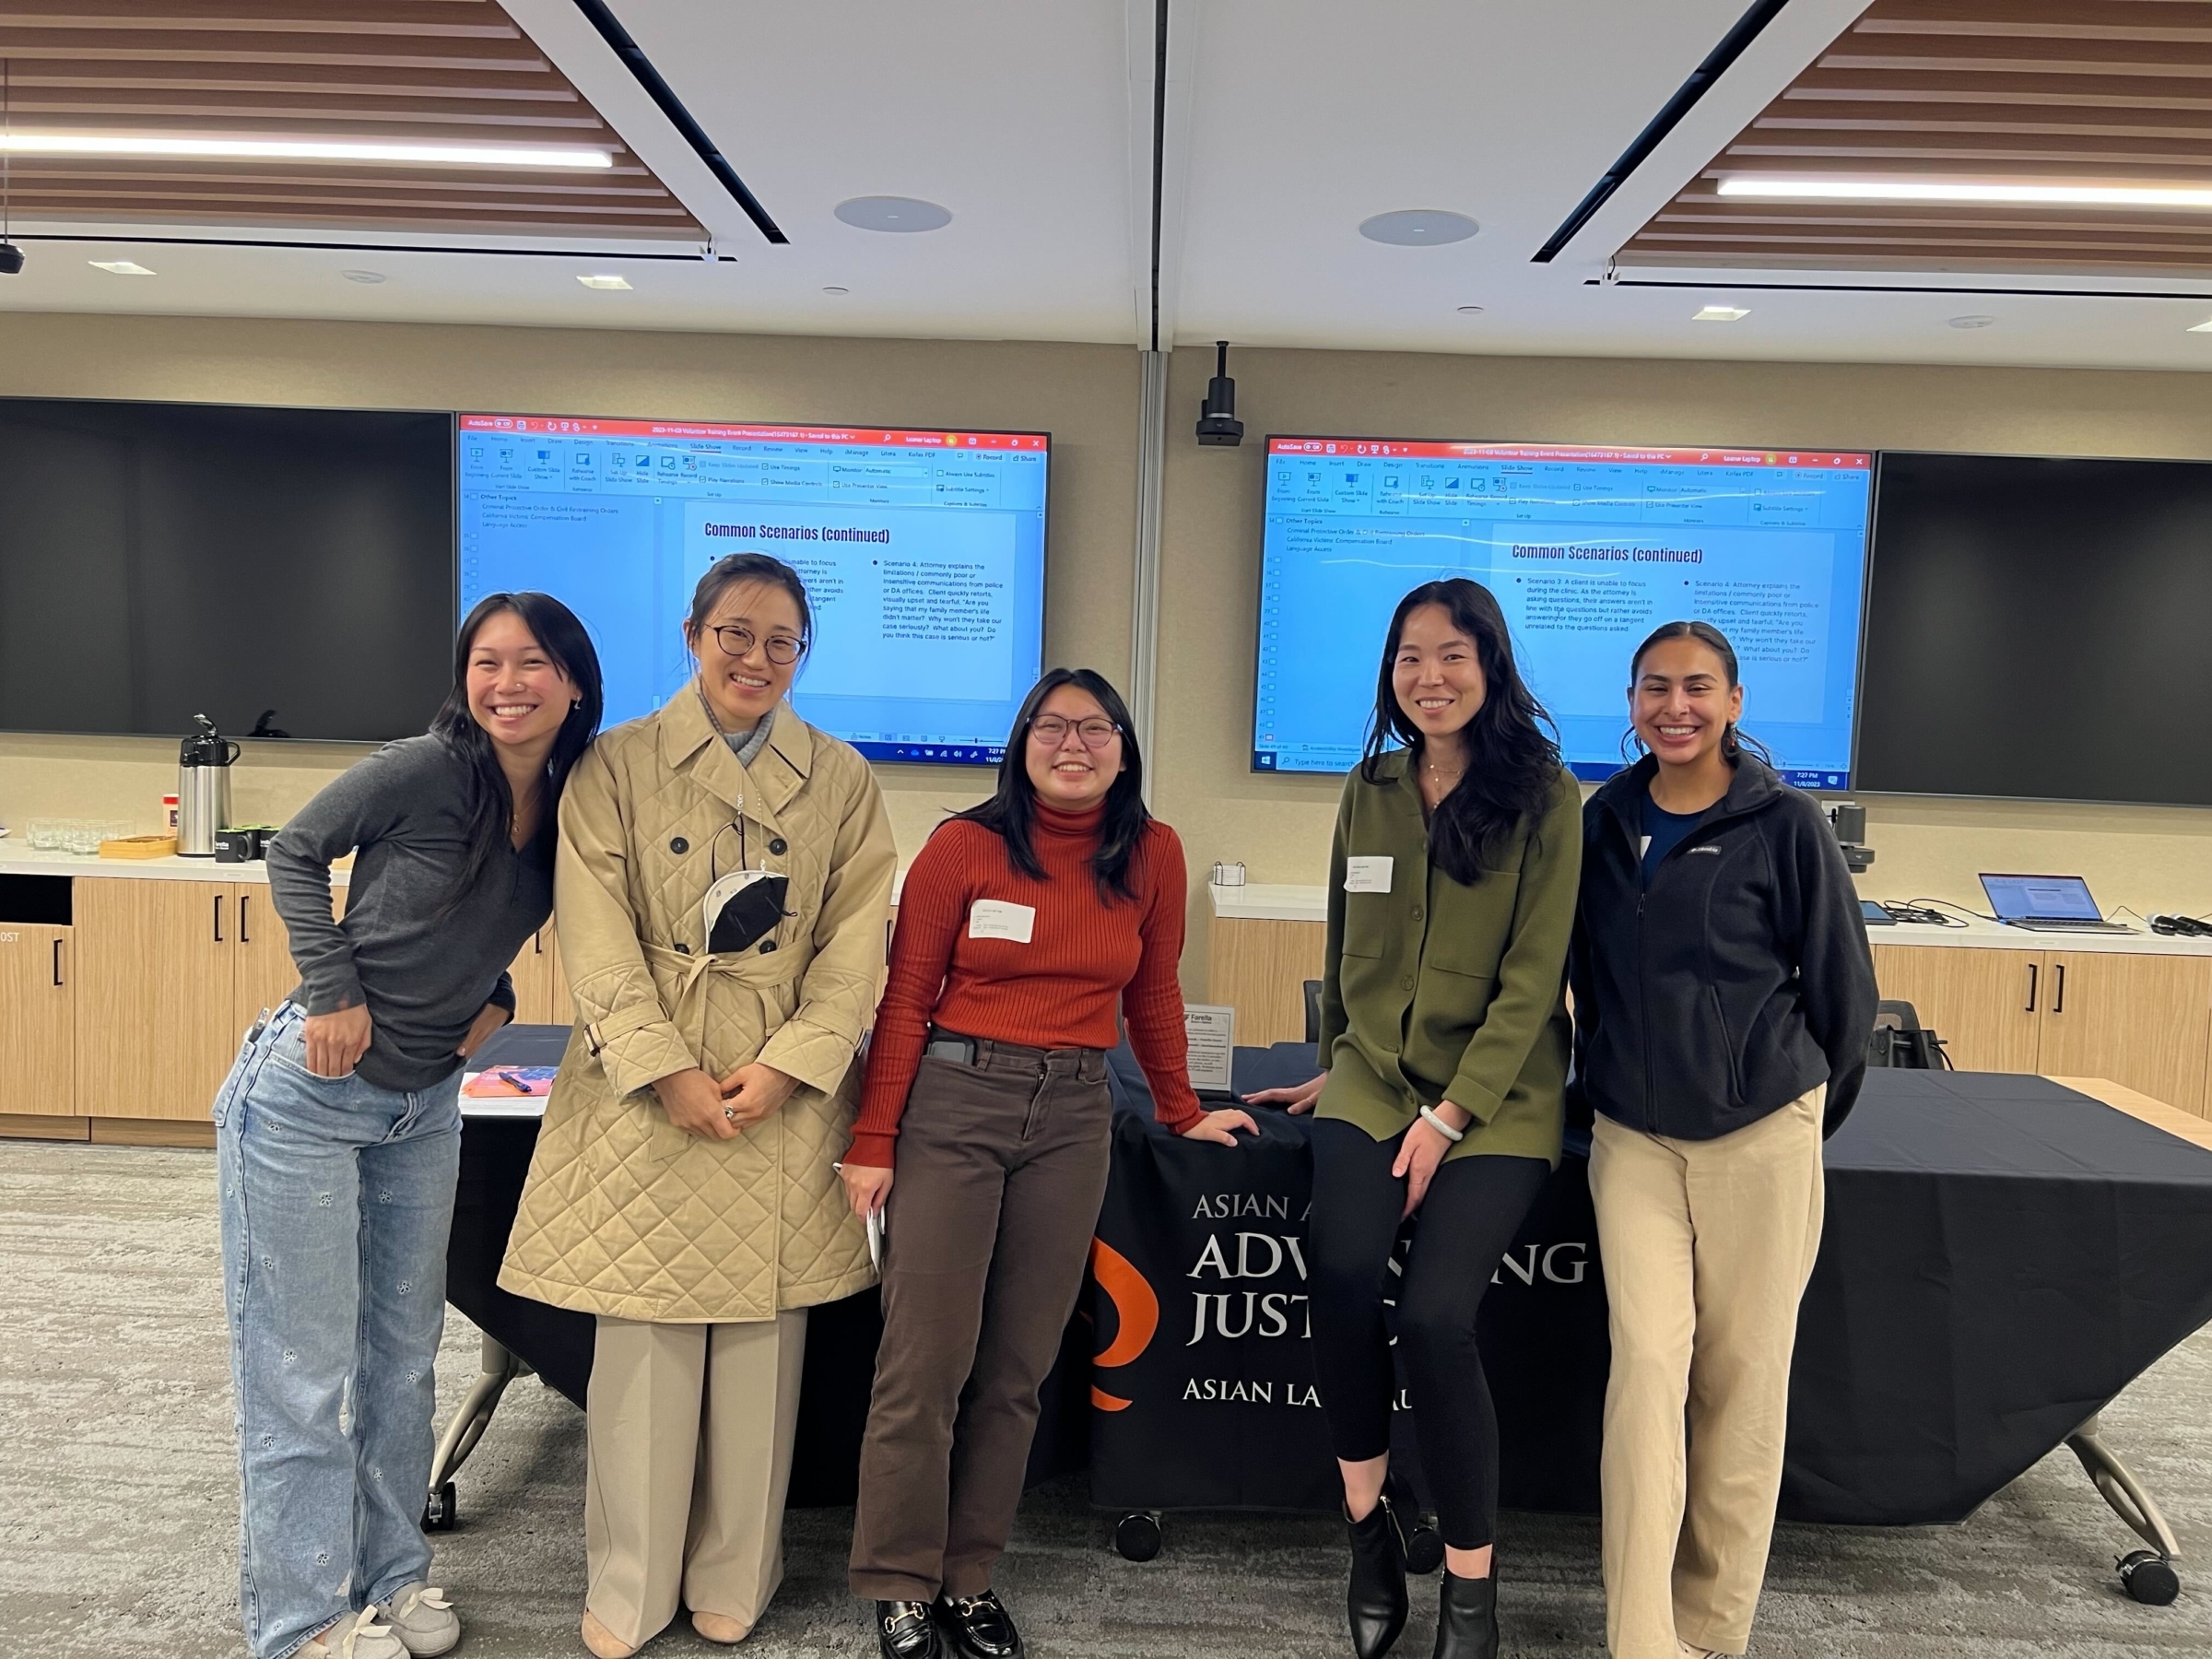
[213,593,600,1659]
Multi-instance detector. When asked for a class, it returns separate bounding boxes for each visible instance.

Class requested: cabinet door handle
[534,929,545,955]
[214,893,224,943]
[2053,961,2066,1015]
[2025,961,2038,1012]
[53,938,64,988]
[240,892,253,945]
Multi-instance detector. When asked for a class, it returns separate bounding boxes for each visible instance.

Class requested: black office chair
[1868,999,1949,1069]
[1302,979,1323,1045]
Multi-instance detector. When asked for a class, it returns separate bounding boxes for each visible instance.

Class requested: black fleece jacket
[1568,754,1877,1140]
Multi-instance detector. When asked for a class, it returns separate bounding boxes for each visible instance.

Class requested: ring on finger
[723,1105,736,1121]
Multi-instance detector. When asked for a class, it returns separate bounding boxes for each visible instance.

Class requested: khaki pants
[848,1041,1112,1602]
[584,1310,807,1648]
[1588,1088,1825,1659]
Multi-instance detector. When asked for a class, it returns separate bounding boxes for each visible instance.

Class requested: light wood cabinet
[231,886,303,1038]
[2037,952,2212,1117]
[505,927,551,1025]
[74,878,238,1121]
[1873,942,2212,1116]
[1207,915,1326,1046]
[0,923,73,1118]
[1871,944,2044,1074]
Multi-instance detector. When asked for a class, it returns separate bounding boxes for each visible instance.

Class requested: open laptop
[1979,873,2135,934]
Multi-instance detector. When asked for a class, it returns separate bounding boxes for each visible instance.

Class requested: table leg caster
[2119,1549,2180,1606]
[422,1479,458,1534]
[1114,1511,1163,1561]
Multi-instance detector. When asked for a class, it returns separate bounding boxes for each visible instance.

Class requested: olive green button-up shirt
[1315,755,1582,1166]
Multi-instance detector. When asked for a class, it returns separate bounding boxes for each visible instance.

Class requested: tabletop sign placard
[1184,1005,1236,1093]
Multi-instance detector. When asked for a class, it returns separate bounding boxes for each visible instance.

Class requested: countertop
[0,847,347,886]
[1207,881,2212,957]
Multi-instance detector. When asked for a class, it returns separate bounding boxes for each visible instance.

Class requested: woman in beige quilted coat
[501,553,896,1659]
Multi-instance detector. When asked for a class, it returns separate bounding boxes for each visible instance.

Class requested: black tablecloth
[447,1026,1083,1508]
[449,1029,2212,1525]
[1091,1047,2212,1525]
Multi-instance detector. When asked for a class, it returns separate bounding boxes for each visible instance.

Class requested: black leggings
[1306,1116,1550,1550]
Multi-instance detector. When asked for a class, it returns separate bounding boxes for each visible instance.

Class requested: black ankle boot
[1430,1571,1499,1659]
[1345,1496,1410,1659]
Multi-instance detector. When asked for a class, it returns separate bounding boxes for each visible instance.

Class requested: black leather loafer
[1346,1496,1410,1659]
[935,1589,1022,1659]
[878,1600,941,1659]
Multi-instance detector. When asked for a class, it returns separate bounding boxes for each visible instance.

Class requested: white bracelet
[1418,1105,1465,1143]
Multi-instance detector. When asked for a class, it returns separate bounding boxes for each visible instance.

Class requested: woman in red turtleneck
[842,668,1253,1659]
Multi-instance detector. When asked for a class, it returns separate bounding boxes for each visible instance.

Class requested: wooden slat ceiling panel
[1618,0,2212,276]
[0,0,706,240]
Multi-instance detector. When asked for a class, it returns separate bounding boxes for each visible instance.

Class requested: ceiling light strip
[1532,0,1793,264]
[8,231,733,261]
[571,0,785,245]
[0,135,613,168]
[1718,177,2212,208]
[1606,276,2212,300]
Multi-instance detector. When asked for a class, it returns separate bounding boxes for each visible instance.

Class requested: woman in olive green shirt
[1253,578,1580,1659]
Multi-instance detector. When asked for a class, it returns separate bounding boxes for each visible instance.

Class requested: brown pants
[848,1040,1113,1601]
[1588,1087,1826,1659]
[584,1311,807,1649]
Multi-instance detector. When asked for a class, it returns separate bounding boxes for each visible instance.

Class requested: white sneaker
[300,1609,407,1659]
[372,1583,461,1658]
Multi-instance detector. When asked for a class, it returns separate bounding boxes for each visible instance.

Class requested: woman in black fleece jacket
[1567,620,1875,1659]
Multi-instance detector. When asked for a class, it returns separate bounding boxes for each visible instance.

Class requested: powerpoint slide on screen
[1253,441,1874,788]
[457,416,1048,764]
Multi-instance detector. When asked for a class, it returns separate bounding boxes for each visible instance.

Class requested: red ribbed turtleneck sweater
[848,801,1203,1166]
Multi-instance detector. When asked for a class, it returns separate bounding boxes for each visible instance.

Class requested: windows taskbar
[1253,750,1852,792]
[855,741,1006,766]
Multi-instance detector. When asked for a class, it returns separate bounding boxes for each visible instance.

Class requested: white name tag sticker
[1343,855,1394,895]
[968,899,1036,943]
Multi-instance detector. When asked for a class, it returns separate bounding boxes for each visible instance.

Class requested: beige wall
[0,312,1137,856]
[1151,347,2212,984]
[8,315,2212,989]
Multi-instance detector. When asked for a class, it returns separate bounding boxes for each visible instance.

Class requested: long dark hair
[952,668,1151,902]
[1622,618,1772,765]
[429,592,604,903]
[1361,578,1561,885]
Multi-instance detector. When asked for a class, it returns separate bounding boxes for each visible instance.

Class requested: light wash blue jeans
[214,1001,462,1659]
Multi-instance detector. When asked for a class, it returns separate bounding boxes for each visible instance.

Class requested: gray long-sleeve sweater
[265,735,552,1093]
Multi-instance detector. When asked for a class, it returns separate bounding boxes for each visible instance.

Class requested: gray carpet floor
[1,1140,2206,1658]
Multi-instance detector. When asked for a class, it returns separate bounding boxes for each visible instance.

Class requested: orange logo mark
[1088,1236,1158,1412]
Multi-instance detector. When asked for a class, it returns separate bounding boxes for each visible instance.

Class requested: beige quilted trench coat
[500,692,896,1324]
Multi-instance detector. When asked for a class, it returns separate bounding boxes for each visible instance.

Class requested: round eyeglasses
[709,624,806,666]
[1028,715,1122,749]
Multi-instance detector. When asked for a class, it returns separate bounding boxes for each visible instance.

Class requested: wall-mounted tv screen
[458,414,1049,764]
[1858,452,2212,806]
[0,398,454,743]
[1253,438,1876,789]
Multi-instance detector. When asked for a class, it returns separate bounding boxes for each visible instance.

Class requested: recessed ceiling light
[1456,304,1485,314]
[1359,209,1479,246]
[340,269,386,285]
[834,196,952,232]
[577,274,631,290]
[1948,314,1996,329]
[1693,305,1750,322]
[822,285,850,295]
[1719,176,2212,209]
[88,259,154,276]
[0,134,610,169]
